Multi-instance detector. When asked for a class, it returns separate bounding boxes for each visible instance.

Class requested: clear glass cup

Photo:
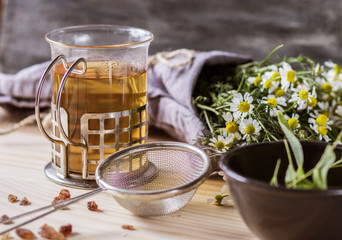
[36,25,153,188]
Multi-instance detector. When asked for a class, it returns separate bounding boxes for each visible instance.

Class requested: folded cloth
[0,61,51,108]
[148,50,251,143]
[0,50,250,143]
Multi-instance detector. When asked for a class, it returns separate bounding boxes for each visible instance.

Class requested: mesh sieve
[96,141,211,216]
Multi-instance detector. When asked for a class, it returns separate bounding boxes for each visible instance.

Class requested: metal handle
[35,55,67,146]
[56,57,88,148]
[0,188,103,235]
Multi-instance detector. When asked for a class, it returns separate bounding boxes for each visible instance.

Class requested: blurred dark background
[0,0,341,74]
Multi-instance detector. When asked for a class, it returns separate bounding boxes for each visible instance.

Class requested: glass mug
[35,25,153,188]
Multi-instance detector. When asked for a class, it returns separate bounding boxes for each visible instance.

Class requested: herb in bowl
[270,111,342,190]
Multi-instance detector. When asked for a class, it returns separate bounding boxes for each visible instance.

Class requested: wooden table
[0,110,257,240]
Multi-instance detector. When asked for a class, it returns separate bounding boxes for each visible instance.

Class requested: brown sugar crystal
[15,228,35,239]
[59,224,72,237]
[51,196,62,205]
[51,189,71,209]
[8,194,18,203]
[0,215,13,224]
[58,189,71,200]
[19,197,31,206]
[38,224,65,240]
[122,225,136,230]
[0,232,12,240]
[87,201,98,211]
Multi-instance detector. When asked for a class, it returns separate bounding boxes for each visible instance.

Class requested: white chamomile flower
[230,92,254,119]
[310,124,332,142]
[324,60,341,79]
[335,105,342,118]
[289,85,314,110]
[206,171,233,206]
[208,135,233,152]
[285,113,301,130]
[314,77,336,100]
[306,86,318,110]
[222,112,242,140]
[334,105,342,124]
[260,71,280,93]
[317,101,334,117]
[279,62,297,91]
[262,95,287,117]
[239,118,261,141]
[206,191,233,206]
[308,112,333,142]
[274,86,286,98]
[323,61,342,91]
[314,63,323,75]
[247,76,262,87]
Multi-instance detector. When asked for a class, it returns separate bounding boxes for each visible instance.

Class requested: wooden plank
[0,124,257,239]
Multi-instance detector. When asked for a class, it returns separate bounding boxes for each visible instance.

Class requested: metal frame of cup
[35,55,148,189]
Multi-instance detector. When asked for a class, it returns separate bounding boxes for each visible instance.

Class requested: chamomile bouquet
[195,45,342,153]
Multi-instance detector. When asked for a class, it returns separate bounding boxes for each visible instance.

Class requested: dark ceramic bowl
[220,141,342,240]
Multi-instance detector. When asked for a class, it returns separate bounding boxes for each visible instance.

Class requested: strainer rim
[95,141,211,200]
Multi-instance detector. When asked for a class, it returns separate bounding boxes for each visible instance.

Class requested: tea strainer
[0,141,211,234]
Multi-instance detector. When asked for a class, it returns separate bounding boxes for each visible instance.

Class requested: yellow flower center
[318,126,328,136]
[264,79,273,89]
[254,76,261,86]
[238,101,251,113]
[226,122,238,133]
[245,125,255,135]
[334,64,341,76]
[322,83,332,93]
[267,98,278,108]
[275,87,284,97]
[299,90,309,100]
[307,97,317,107]
[316,114,328,126]
[272,72,280,81]
[287,71,296,83]
[288,118,299,129]
[214,141,225,150]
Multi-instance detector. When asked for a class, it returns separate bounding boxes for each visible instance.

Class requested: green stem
[216,104,230,110]
[287,168,315,188]
[196,104,219,115]
[270,158,281,187]
[331,158,342,168]
[284,102,297,113]
[258,119,279,141]
[203,110,214,134]
[332,130,342,148]
[284,140,295,176]
[258,44,284,66]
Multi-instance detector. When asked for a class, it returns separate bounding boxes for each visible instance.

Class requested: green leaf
[312,145,336,189]
[285,164,297,187]
[283,140,297,186]
[296,179,316,189]
[277,111,304,168]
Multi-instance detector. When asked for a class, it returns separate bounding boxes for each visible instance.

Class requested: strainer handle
[0,188,103,235]
[35,55,67,146]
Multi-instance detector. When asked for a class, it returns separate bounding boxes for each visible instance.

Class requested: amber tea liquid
[52,61,147,174]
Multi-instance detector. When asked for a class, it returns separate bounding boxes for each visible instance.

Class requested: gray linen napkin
[0,50,250,143]
[148,50,250,143]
